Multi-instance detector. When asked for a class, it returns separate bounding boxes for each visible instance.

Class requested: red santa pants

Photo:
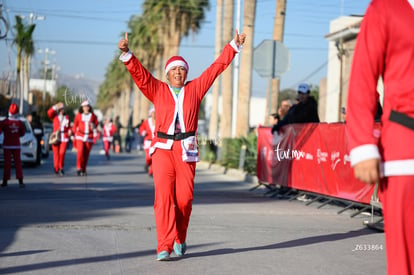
[103,140,112,157]
[144,148,153,175]
[52,142,68,172]
[151,140,196,253]
[76,141,93,172]
[2,149,23,180]
[381,176,414,275]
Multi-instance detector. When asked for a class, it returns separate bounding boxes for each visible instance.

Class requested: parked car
[0,116,40,166]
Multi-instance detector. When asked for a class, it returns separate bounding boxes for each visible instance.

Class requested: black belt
[389,109,414,131]
[157,131,195,141]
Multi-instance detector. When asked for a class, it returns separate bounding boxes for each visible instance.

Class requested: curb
[197,161,259,184]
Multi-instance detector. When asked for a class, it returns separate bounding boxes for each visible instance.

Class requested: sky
[0,0,372,98]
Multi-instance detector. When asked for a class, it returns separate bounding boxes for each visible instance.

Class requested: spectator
[27,111,43,165]
[346,0,414,273]
[271,83,319,134]
[278,99,293,120]
[268,113,280,127]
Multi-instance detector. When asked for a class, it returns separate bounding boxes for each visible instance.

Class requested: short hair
[270,113,280,120]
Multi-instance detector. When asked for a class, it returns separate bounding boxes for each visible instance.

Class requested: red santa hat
[8,103,19,116]
[81,100,90,107]
[164,56,189,75]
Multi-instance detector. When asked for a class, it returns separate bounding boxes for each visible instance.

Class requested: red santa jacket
[102,122,116,142]
[47,106,71,143]
[346,0,414,176]
[121,40,240,161]
[139,118,155,149]
[72,112,98,143]
[0,116,25,149]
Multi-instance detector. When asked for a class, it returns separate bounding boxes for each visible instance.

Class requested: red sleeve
[346,0,385,152]
[93,114,98,128]
[189,43,237,101]
[124,55,163,102]
[47,106,57,120]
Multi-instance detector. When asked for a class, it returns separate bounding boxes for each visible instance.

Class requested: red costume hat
[8,103,19,116]
[164,56,189,75]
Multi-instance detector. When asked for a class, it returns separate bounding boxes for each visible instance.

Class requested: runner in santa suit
[102,117,117,160]
[118,30,246,261]
[346,0,414,274]
[47,102,71,176]
[72,100,98,176]
[1,103,25,188]
[138,108,155,176]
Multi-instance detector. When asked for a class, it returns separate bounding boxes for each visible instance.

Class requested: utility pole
[39,48,55,119]
[267,0,287,118]
[27,13,45,111]
[231,0,241,137]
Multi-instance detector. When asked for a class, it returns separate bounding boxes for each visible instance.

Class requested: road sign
[253,39,289,78]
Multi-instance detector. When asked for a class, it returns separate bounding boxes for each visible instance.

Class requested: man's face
[297,92,309,103]
[166,66,187,88]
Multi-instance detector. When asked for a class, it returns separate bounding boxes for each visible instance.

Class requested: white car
[0,116,40,166]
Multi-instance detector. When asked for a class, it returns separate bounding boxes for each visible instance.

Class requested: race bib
[181,135,199,162]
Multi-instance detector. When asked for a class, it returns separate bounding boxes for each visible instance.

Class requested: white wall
[29,78,57,97]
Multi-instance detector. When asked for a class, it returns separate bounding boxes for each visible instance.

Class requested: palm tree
[23,23,36,113]
[236,0,256,137]
[208,0,223,140]
[143,0,209,80]
[219,0,234,138]
[13,16,35,114]
[128,15,160,123]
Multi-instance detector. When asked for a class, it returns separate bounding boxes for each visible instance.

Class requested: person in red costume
[102,117,117,160]
[118,30,246,261]
[47,102,71,176]
[138,107,155,176]
[346,0,414,274]
[72,100,98,176]
[1,103,25,188]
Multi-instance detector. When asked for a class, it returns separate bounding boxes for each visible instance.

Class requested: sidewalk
[0,151,386,275]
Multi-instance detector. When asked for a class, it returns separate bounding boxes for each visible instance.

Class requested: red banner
[256,124,375,204]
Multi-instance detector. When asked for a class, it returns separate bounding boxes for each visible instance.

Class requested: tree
[236,0,256,137]
[143,0,209,79]
[22,22,36,113]
[208,0,223,140]
[13,16,36,114]
[219,0,234,138]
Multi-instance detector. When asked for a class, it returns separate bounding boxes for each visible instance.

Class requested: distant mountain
[57,73,101,105]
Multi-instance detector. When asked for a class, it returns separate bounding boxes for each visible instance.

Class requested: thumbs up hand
[118,32,129,53]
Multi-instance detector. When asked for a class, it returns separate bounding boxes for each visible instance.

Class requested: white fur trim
[350,144,381,166]
[119,51,132,62]
[230,40,241,53]
[384,159,414,176]
[165,60,188,74]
